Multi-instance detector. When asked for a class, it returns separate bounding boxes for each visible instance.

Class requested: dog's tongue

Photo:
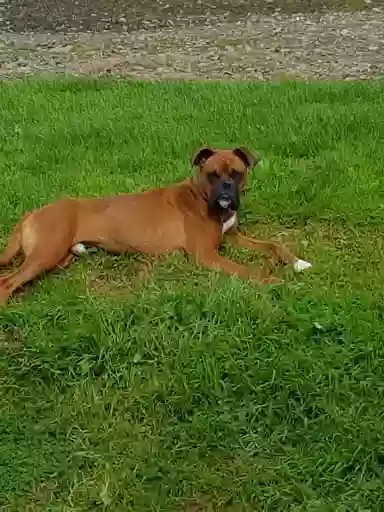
[218,196,231,209]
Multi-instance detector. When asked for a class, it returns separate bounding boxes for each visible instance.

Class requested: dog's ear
[192,147,215,166]
[233,146,259,169]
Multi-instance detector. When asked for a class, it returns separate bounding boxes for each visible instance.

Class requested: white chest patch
[222,213,237,234]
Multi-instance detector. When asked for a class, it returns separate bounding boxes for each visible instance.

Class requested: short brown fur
[0,147,305,304]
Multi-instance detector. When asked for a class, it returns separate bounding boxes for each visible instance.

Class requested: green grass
[0,78,384,511]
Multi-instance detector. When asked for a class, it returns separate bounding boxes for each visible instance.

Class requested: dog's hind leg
[0,213,34,267]
[0,211,75,304]
[0,247,73,304]
[57,253,74,269]
[0,223,22,267]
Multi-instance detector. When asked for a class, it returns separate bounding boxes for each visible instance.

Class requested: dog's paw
[71,243,97,255]
[293,259,312,272]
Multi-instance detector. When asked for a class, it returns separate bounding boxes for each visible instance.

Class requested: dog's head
[192,146,260,211]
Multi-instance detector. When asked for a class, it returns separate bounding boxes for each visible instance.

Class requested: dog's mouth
[208,193,239,212]
[217,195,232,209]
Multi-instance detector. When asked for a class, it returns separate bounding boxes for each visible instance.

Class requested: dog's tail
[0,217,26,267]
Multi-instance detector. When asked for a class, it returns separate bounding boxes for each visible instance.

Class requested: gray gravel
[0,3,383,80]
[2,0,380,33]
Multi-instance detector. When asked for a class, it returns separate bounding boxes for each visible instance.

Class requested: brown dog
[0,146,311,304]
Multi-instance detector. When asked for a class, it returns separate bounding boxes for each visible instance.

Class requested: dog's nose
[222,180,232,190]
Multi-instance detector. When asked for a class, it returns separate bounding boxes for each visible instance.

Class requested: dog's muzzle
[209,180,239,211]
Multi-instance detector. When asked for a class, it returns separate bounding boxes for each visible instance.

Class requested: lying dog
[0,147,311,304]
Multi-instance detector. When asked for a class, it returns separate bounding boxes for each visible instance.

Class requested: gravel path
[0,1,383,80]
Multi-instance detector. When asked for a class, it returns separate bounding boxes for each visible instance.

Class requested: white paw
[293,259,312,272]
[71,243,89,255]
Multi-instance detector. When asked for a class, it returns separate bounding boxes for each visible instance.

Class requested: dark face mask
[208,179,240,211]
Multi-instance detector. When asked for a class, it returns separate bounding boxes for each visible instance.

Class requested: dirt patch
[87,256,157,297]
[182,496,256,511]
[0,326,25,353]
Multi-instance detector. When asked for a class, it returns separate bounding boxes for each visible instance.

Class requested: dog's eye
[208,171,220,181]
[231,170,242,181]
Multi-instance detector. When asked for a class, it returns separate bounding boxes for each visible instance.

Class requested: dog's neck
[207,204,236,230]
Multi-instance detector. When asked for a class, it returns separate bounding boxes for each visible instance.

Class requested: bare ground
[0,0,383,80]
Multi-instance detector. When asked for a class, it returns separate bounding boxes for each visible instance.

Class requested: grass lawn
[0,78,384,511]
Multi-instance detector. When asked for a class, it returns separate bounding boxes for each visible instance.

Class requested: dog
[0,146,311,304]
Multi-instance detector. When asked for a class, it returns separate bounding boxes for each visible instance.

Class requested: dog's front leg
[226,231,312,272]
[192,249,280,284]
